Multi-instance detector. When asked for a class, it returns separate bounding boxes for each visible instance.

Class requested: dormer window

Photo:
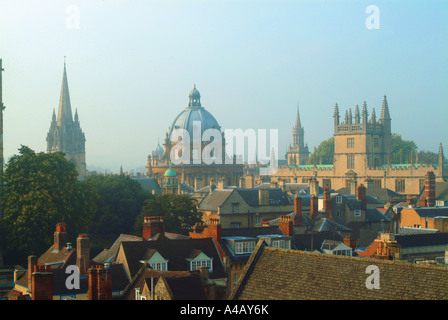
[187,251,213,272]
[143,250,168,271]
[235,241,255,254]
[336,196,343,204]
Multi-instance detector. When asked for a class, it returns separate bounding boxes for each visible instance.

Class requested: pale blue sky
[0,0,447,172]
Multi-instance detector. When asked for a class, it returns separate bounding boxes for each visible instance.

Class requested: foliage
[390,133,418,164]
[307,137,335,165]
[134,194,202,236]
[86,174,153,236]
[0,146,97,258]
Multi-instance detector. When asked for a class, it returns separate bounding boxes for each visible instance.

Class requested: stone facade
[272,95,447,195]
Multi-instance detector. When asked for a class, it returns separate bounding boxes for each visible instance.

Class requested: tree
[307,137,335,165]
[390,133,418,164]
[134,194,202,236]
[86,175,153,236]
[0,146,97,260]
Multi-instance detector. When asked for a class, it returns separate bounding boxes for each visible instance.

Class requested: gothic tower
[286,105,309,165]
[46,61,86,178]
[333,95,391,185]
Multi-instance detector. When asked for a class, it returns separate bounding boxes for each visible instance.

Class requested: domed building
[146,85,244,191]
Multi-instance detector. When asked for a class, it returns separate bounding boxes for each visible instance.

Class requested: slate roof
[366,207,391,222]
[395,232,448,248]
[230,241,448,300]
[237,188,291,207]
[198,189,234,211]
[120,264,206,300]
[337,187,404,203]
[132,177,162,195]
[93,234,143,264]
[292,232,343,252]
[310,218,351,232]
[411,207,448,218]
[118,235,226,280]
[221,226,284,238]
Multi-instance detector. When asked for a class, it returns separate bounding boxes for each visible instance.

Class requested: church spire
[295,104,302,129]
[57,59,73,126]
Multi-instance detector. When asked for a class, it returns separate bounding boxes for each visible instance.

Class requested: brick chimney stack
[207,218,222,243]
[31,265,53,300]
[88,265,112,300]
[27,255,38,295]
[142,216,165,240]
[323,187,332,219]
[76,234,90,275]
[279,215,293,236]
[425,171,436,207]
[53,222,68,252]
[293,194,304,226]
[309,195,318,220]
[343,236,357,250]
[356,184,367,210]
[420,196,427,208]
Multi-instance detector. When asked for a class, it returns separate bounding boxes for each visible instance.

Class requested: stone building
[146,85,244,190]
[272,95,447,195]
[46,61,86,179]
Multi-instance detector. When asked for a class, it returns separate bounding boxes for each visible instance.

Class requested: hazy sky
[1,0,447,173]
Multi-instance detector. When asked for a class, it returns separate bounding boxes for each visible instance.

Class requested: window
[191,259,213,271]
[232,203,239,214]
[395,179,406,193]
[373,137,379,148]
[435,257,445,264]
[272,239,290,249]
[235,241,255,254]
[233,274,239,287]
[231,222,241,229]
[354,209,361,217]
[347,154,355,169]
[336,210,342,217]
[149,261,167,271]
[255,215,262,226]
[347,138,355,148]
[336,196,343,204]
[373,179,382,188]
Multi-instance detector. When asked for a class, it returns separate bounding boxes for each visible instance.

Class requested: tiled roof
[118,235,226,280]
[292,232,343,252]
[337,187,404,203]
[230,241,448,300]
[395,232,448,248]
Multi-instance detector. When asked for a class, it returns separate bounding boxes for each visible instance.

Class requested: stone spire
[439,143,444,164]
[334,103,340,127]
[362,101,368,124]
[57,60,73,126]
[294,104,302,130]
[370,108,376,124]
[348,108,352,124]
[380,94,391,120]
[355,105,360,124]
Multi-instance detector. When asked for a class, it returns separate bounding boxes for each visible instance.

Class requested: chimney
[356,184,367,210]
[425,171,436,207]
[406,195,413,205]
[191,222,206,235]
[294,194,302,217]
[279,180,286,192]
[76,234,90,276]
[88,265,112,300]
[27,255,38,294]
[309,195,318,220]
[309,179,319,196]
[207,218,221,243]
[258,189,269,205]
[217,177,224,190]
[279,215,293,236]
[343,236,357,250]
[31,265,53,300]
[420,196,427,208]
[323,187,332,219]
[53,222,68,252]
[261,219,269,227]
[246,175,254,188]
[142,216,165,240]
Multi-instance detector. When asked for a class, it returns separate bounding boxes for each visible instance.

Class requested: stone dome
[168,85,221,140]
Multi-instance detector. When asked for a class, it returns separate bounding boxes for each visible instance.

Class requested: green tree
[87,175,153,236]
[134,194,202,236]
[390,133,418,164]
[0,146,97,259]
[307,137,335,165]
